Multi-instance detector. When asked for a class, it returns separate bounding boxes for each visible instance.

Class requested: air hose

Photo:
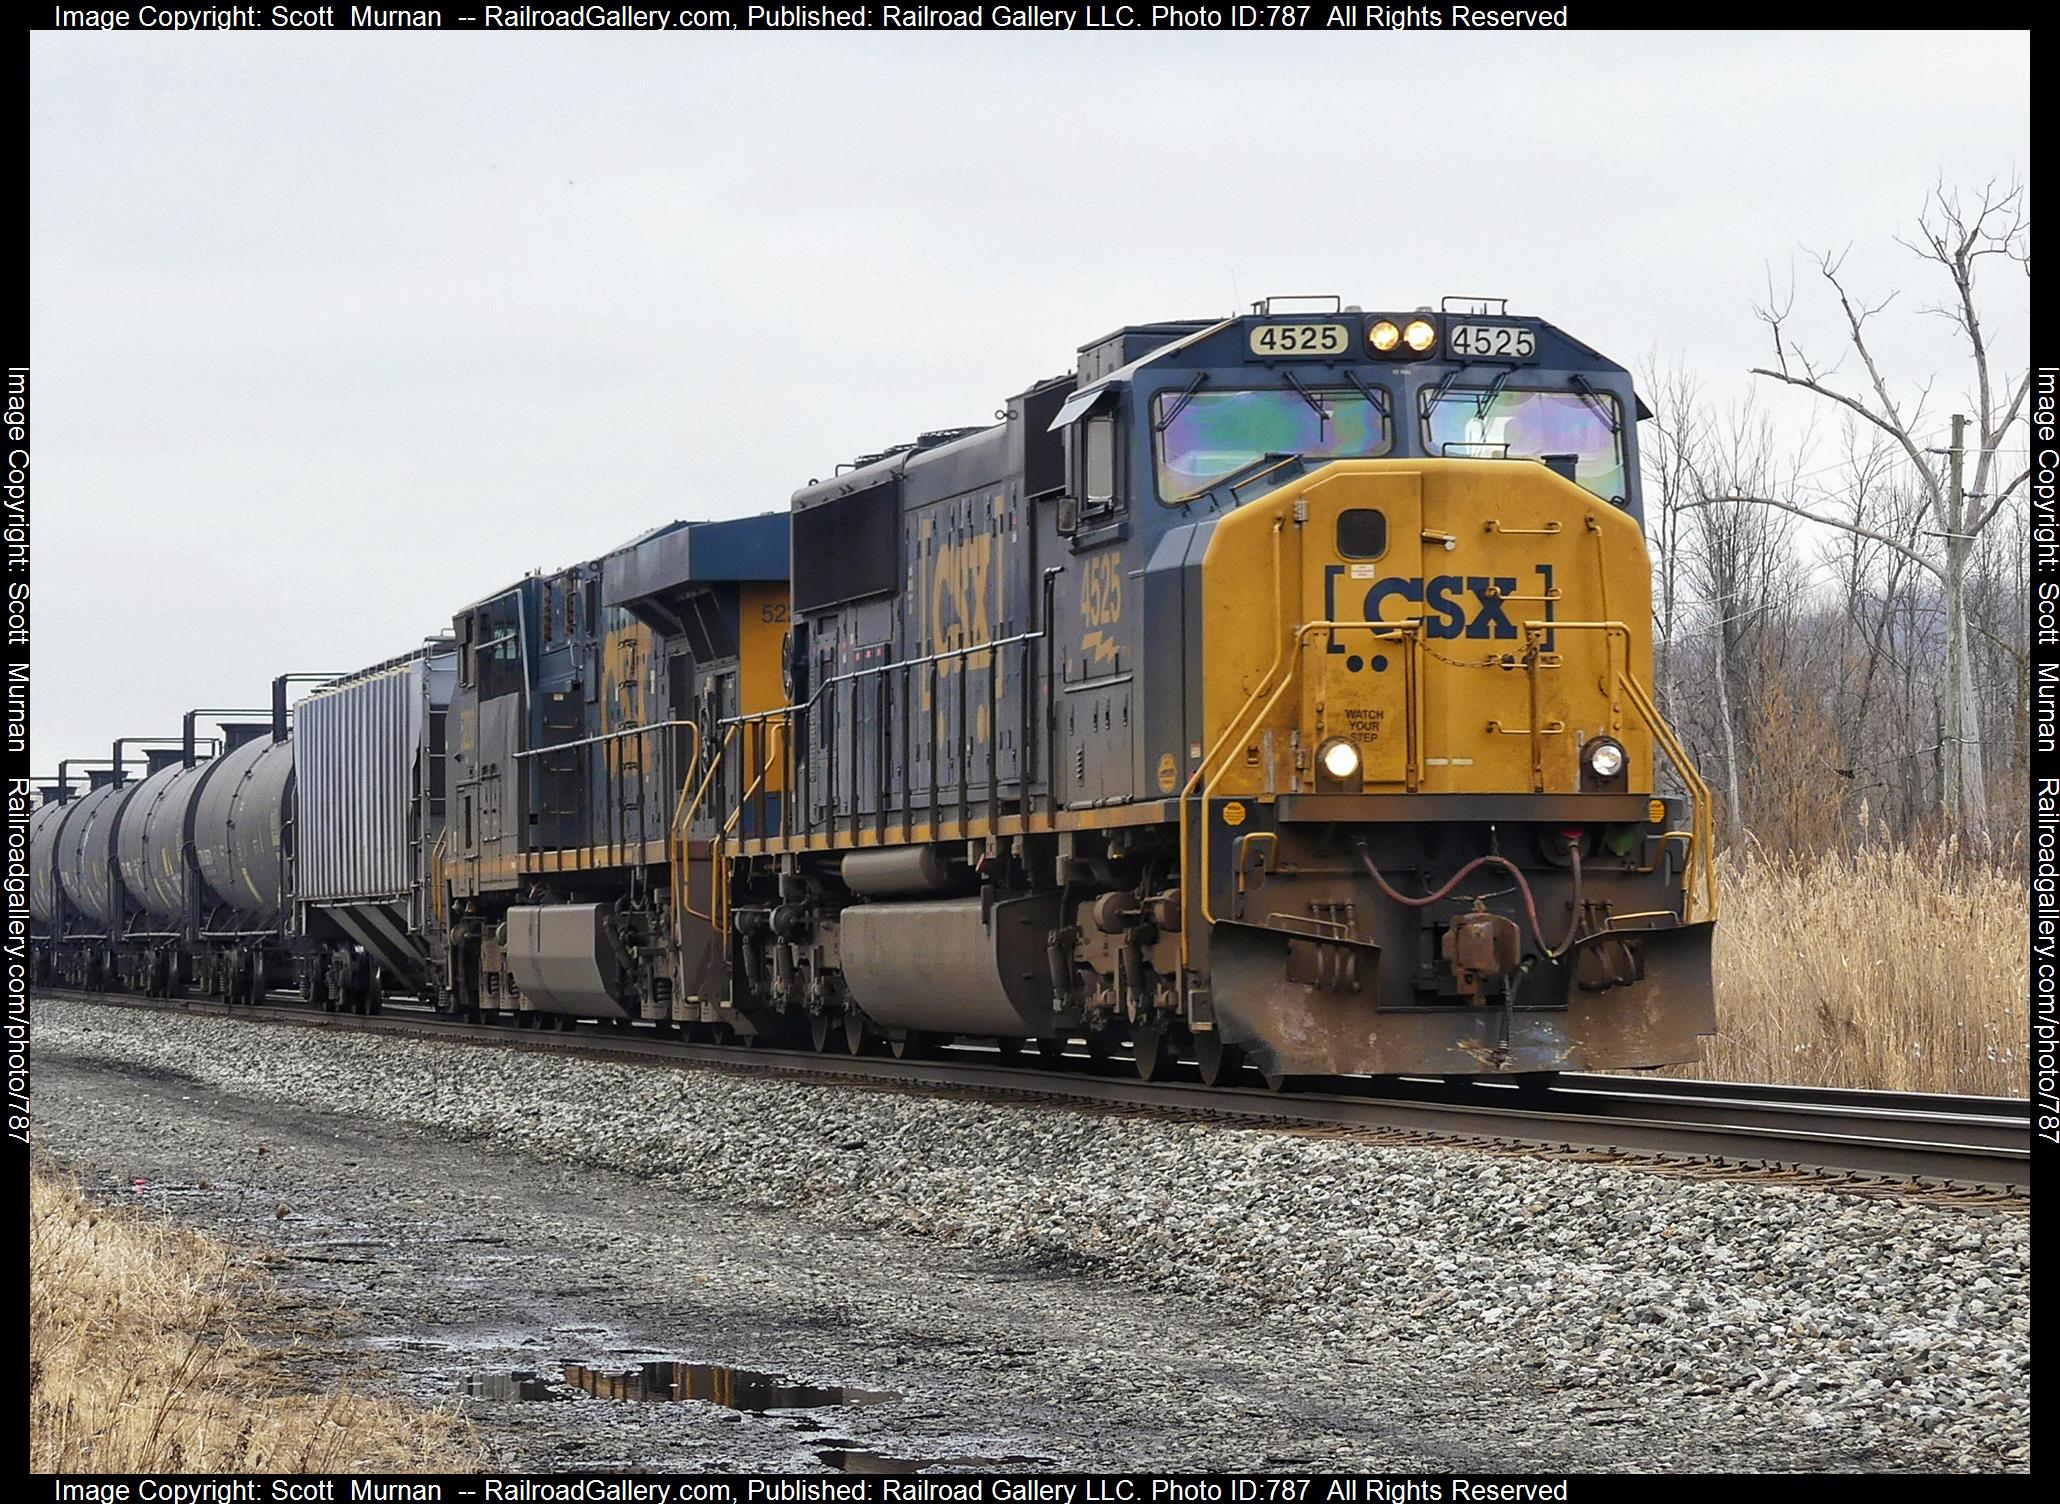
[1352,839,1584,959]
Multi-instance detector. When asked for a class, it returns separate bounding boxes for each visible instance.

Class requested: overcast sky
[28,29,2029,771]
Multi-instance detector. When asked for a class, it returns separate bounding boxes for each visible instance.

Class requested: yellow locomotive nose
[1200,456,1656,800]
[1190,455,1716,1082]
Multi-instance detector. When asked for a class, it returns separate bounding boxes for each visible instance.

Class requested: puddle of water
[463,1361,898,1412]
[814,1444,1046,1474]
[464,1372,566,1403]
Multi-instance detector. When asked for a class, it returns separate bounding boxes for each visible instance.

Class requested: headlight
[1403,318,1437,353]
[1368,319,1401,353]
[1584,738,1626,780]
[1319,738,1362,782]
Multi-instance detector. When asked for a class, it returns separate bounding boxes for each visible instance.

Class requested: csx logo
[1323,564,1554,665]
[1325,564,1528,637]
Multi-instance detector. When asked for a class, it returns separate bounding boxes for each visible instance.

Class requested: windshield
[1155,387,1391,503]
[1422,387,1626,502]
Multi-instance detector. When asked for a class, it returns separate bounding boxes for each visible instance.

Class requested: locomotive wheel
[1260,1066,1302,1093]
[888,1031,928,1061]
[808,1011,840,1053]
[1131,1021,1177,1082]
[1193,1029,1245,1088]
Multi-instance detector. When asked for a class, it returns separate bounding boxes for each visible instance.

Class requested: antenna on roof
[1251,294,1343,316]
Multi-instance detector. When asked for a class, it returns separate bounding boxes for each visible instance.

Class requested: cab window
[1422,387,1626,504]
[1154,387,1391,504]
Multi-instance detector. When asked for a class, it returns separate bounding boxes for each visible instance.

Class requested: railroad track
[35,987,2032,1201]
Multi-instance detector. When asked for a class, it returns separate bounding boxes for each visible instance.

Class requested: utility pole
[1940,412,1986,838]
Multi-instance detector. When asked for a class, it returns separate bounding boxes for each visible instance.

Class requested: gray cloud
[29,29,2030,768]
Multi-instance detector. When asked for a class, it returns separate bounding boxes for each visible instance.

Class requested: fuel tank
[838,894,1063,1036]
[192,732,294,924]
[115,757,215,922]
[504,902,629,1017]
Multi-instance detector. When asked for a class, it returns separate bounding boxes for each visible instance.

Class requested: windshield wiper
[1428,363,1482,408]
[1155,371,1210,432]
[1475,366,1516,419]
[1569,373,1622,435]
[1342,369,1389,419]
[1279,368,1329,429]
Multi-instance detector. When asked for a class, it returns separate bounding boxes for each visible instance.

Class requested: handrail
[673,721,740,924]
[1185,618,1421,951]
[1513,618,1716,922]
[429,829,450,942]
[513,717,699,759]
[1617,669,1718,923]
[711,719,788,942]
[1176,518,1287,974]
[718,624,1049,845]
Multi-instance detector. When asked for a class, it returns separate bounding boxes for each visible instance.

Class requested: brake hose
[1353,840,1585,959]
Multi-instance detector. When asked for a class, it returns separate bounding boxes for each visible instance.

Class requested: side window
[1081,414,1118,517]
[476,596,526,700]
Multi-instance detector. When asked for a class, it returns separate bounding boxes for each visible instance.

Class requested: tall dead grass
[1687,842,2028,1096]
[29,1170,475,1473]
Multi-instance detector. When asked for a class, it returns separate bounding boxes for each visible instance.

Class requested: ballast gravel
[33,996,2028,1472]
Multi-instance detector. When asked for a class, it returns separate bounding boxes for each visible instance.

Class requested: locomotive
[31,297,1717,1087]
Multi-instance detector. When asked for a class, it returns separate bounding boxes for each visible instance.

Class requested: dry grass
[1682,843,2029,1096]
[29,1169,476,1473]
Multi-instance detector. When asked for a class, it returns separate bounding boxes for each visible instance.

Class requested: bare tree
[1722,179,2030,839]
[1637,353,1704,723]
[1683,396,1801,841]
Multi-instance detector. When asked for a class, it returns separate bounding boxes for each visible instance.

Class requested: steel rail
[35,988,2030,1191]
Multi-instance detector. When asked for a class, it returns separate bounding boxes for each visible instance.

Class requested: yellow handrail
[1185,618,1421,948]
[429,829,449,937]
[1512,617,1716,923]
[710,717,788,942]
[1176,518,1287,973]
[1617,669,1718,923]
[673,722,738,924]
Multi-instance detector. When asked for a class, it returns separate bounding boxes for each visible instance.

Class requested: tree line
[1640,179,2030,860]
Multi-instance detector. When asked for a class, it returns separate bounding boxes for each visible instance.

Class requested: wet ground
[34,1040,1985,1472]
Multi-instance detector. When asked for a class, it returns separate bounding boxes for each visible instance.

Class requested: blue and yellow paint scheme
[707,301,1716,1080]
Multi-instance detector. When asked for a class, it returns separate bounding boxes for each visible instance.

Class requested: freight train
[31,297,1717,1088]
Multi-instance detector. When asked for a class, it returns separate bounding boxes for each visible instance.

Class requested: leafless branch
[1682,493,1941,581]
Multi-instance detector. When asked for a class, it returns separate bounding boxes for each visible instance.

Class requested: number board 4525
[1248,322,1350,358]
[1446,323,1538,361]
